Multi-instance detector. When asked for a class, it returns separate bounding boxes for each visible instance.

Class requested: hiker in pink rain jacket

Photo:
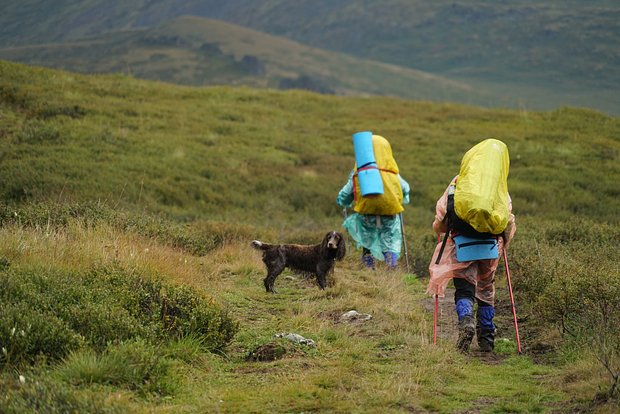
[427,175,516,352]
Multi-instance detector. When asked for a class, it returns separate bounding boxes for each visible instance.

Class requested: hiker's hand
[432,219,447,234]
[501,232,510,250]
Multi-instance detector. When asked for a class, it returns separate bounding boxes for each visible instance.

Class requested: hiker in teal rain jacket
[336,135,410,269]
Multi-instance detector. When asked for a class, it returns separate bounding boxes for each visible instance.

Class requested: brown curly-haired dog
[251,231,346,293]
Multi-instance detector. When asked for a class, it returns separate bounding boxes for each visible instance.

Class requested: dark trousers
[453,277,492,309]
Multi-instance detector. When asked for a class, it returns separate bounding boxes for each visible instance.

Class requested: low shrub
[0,303,85,367]
[0,264,238,368]
[0,375,127,414]
[14,119,62,144]
[538,266,620,399]
[0,200,115,229]
[510,218,620,399]
[159,284,238,352]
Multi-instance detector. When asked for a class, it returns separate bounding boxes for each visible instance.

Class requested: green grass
[0,60,619,412]
[1,60,618,231]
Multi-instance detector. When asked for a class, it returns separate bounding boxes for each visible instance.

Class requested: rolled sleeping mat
[352,131,384,196]
[353,131,375,167]
[357,167,384,196]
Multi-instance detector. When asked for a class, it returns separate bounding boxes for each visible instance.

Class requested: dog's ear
[321,231,332,252]
[335,232,346,261]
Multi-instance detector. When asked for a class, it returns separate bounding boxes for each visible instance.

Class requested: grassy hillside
[1,59,618,228]
[1,1,618,114]
[0,16,498,105]
[1,60,619,412]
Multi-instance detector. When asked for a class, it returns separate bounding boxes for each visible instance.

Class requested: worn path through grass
[173,240,564,413]
[0,223,584,413]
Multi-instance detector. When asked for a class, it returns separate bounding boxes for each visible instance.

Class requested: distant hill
[0,16,499,105]
[0,1,618,114]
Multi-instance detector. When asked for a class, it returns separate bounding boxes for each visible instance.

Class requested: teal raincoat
[336,171,410,260]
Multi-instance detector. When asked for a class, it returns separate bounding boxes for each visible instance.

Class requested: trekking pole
[433,234,440,345]
[433,293,438,345]
[503,248,522,354]
[399,212,411,272]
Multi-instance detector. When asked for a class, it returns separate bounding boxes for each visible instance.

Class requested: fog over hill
[1,0,618,113]
[0,16,498,105]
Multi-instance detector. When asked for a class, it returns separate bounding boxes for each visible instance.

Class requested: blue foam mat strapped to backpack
[453,235,499,262]
[353,131,375,166]
[353,131,384,196]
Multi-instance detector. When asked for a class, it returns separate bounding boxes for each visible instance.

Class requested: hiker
[426,139,516,352]
[336,133,410,270]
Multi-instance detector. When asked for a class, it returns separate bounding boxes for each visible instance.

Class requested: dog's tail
[251,240,274,250]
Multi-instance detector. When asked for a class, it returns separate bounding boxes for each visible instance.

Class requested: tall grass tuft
[57,339,181,398]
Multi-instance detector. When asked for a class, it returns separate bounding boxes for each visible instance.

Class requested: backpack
[435,139,510,264]
[352,135,404,215]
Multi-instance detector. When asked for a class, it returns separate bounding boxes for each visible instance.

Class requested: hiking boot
[456,315,476,352]
[477,327,495,352]
[383,252,398,269]
[362,253,375,270]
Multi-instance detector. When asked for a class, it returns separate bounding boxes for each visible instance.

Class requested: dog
[251,231,346,293]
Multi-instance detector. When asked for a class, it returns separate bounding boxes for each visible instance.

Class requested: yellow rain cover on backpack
[353,135,404,215]
[454,139,510,235]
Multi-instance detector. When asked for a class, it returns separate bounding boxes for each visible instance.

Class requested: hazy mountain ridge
[0,16,500,105]
[1,1,618,112]
[3,1,617,83]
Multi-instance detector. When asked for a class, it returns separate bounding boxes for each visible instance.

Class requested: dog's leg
[316,262,333,290]
[263,260,285,294]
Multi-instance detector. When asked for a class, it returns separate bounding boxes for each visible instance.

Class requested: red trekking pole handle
[503,248,522,354]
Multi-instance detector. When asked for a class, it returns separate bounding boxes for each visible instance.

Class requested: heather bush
[0,264,238,367]
[510,218,620,398]
[0,374,127,414]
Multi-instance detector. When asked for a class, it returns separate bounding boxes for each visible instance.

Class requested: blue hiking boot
[362,253,375,270]
[383,252,398,269]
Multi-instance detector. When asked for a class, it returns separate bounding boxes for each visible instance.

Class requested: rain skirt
[342,213,402,261]
[427,236,503,305]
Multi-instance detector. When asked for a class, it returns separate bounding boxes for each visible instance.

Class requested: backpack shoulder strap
[435,184,456,265]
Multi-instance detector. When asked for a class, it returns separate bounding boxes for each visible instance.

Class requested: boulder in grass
[340,310,372,323]
[274,332,316,347]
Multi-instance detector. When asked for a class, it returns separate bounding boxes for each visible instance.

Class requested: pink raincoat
[426,176,516,305]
